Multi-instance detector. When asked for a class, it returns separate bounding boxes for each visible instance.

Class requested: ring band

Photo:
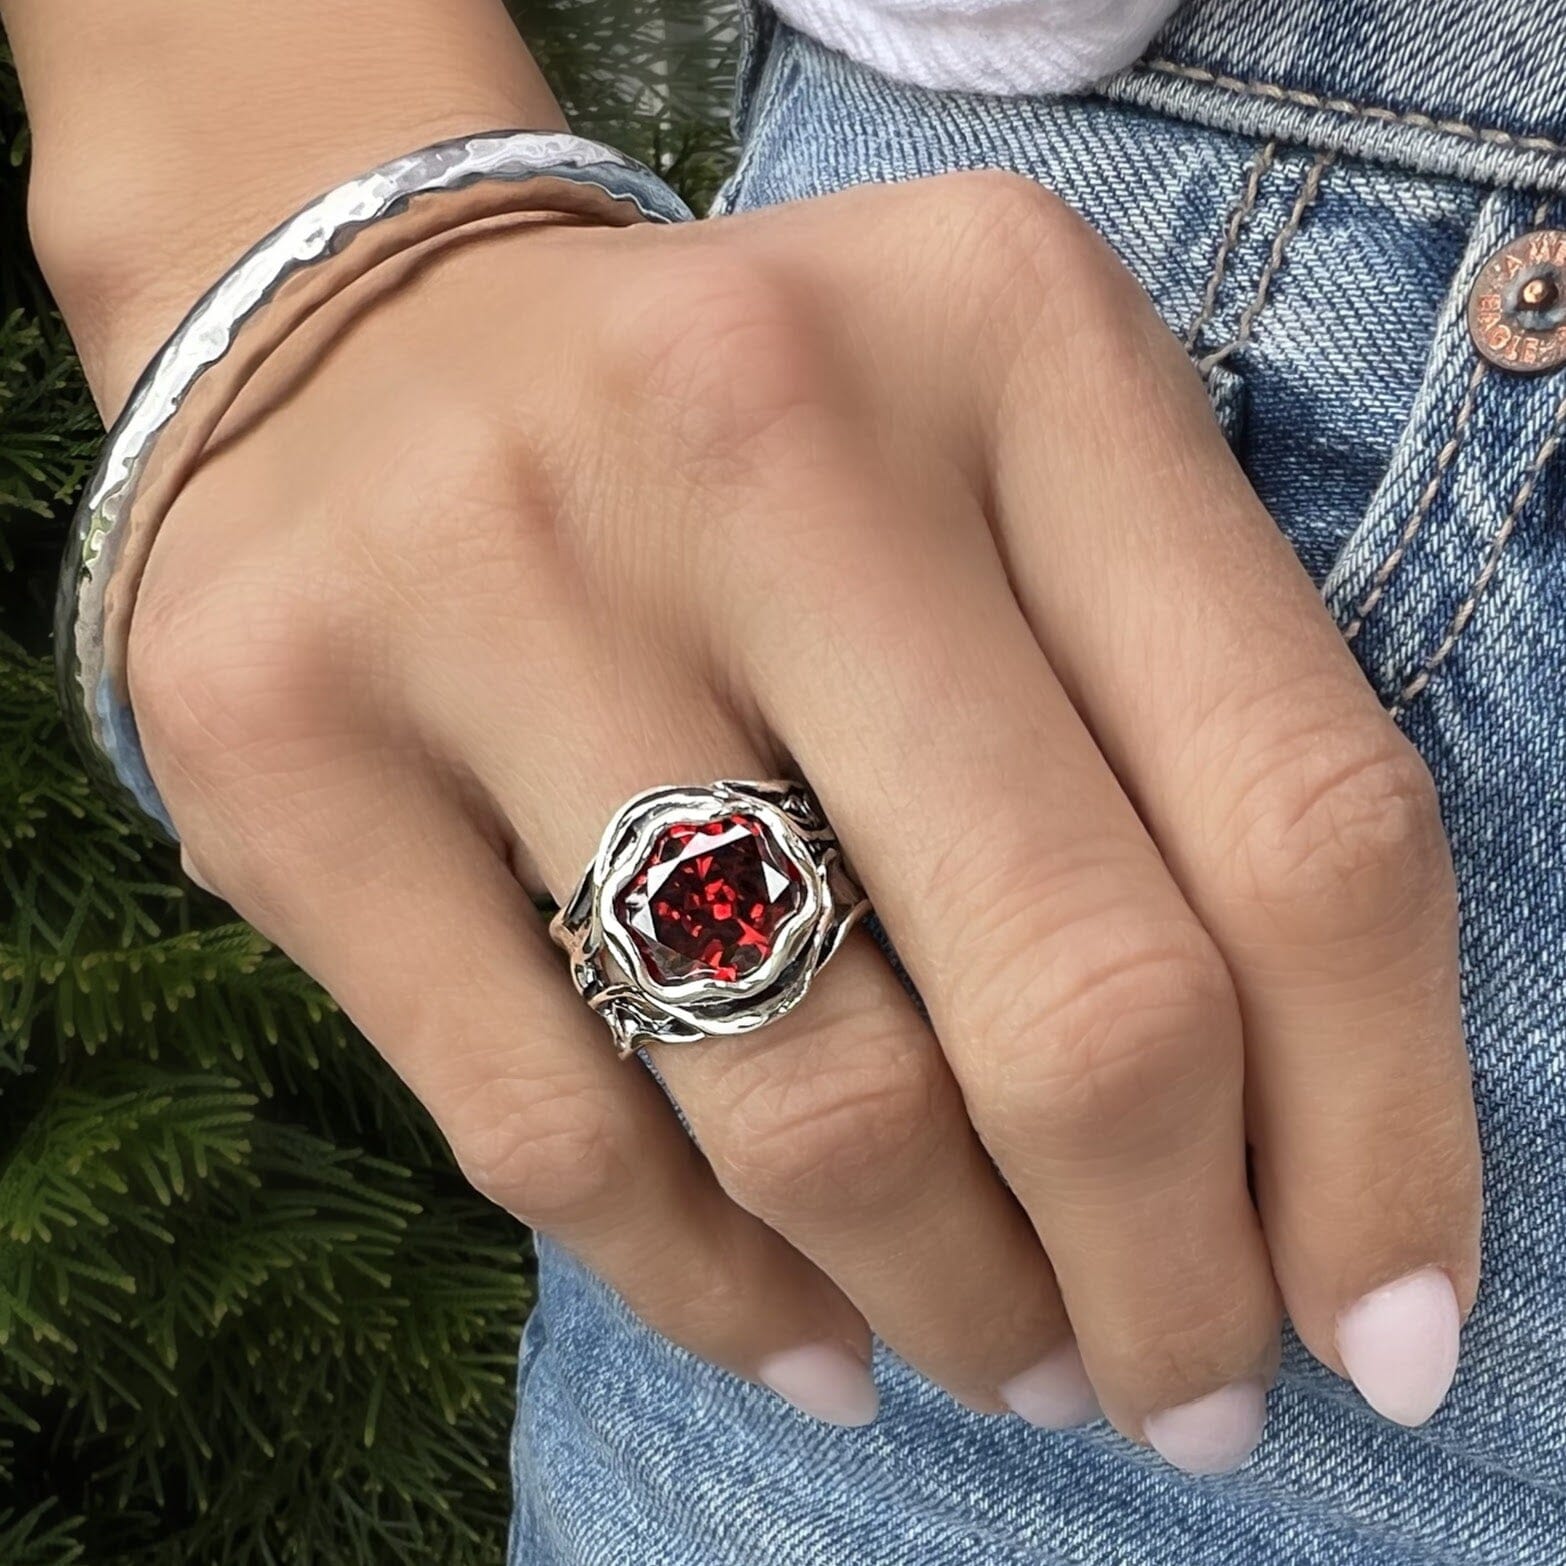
[550,781,869,1056]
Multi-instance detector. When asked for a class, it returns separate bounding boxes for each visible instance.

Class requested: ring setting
[550,781,868,1056]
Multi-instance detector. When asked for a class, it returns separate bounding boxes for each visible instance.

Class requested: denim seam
[1341,360,1489,645]
[1143,58,1566,158]
[710,5,788,217]
[1197,151,1334,377]
[1184,139,1279,354]
[1393,385,1566,712]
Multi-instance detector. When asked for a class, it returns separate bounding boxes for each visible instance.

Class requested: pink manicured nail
[1337,1267,1461,1426]
[179,848,217,895]
[758,1343,879,1426]
[1000,1341,1101,1429]
[1144,1381,1267,1475]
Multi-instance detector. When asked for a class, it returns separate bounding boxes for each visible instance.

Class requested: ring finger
[415,610,1092,1424]
[131,646,877,1421]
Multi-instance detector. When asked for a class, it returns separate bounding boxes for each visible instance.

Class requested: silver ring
[550,781,869,1057]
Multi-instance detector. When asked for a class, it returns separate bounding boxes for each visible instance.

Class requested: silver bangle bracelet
[54,129,693,840]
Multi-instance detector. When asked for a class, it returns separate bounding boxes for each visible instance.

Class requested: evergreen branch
[0,2,735,1557]
[0,310,98,521]
[0,1502,85,1566]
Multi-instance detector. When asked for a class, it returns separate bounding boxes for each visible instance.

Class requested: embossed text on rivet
[1468,229,1566,374]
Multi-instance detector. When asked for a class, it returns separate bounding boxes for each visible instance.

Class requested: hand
[115,174,1478,1471]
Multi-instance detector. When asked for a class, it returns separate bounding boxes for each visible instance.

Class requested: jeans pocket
[711,0,789,216]
[1205,361,1248,446]
[728,0,776,145]
[1324,188,1566,716]
[1315,187,1566,1500]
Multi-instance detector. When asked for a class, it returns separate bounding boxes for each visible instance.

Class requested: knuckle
[910,170,1185,394]
[710,1027,944,1221]
[604,253,833,464]
[965,914,1236,1147]
[452,1079,631,1230]
[1229,728,1451,933]
[916,170,1102,314]
[919,169,1079,261]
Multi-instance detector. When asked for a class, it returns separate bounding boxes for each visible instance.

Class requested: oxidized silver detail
[55,130,693,838]
[550,781,869,1057]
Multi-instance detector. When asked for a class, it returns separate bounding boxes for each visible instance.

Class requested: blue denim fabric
[510,3,1566,1560]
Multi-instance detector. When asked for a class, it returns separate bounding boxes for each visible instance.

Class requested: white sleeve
[764,0,1184,95]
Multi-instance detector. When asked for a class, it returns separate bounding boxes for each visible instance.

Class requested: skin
[8,0,1481,1470]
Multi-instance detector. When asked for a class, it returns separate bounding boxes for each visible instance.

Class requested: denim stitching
[1395,387,1566,712]
[709,10,790,217]
[1184,139,1279,352]
[1144,58,1566,157]
[1341,360,1489,644]
[1197,151,1334,376]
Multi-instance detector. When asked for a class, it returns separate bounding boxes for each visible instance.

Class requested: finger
[976,205,1480,1424]
[415,613,1089,1422]
[694,428,1281,1466]
[131,638,880,1424]
[663,929,1090,1423]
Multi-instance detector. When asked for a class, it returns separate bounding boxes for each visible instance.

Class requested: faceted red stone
[616,813,802,984]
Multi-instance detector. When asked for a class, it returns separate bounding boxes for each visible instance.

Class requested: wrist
[10,0,562,411]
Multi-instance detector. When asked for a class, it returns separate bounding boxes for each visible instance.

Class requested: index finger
[976,207,1480,1425]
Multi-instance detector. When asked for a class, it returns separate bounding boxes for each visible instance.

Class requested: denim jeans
[509,2,1566,1559]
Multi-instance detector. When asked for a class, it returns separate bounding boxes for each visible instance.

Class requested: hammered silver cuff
[54,129,693,839]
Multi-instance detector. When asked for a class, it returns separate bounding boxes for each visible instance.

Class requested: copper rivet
[1520,276,1558,310]
[1467,228,1566,374]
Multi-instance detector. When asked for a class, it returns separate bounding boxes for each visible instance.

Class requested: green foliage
[0,7,736,1562]
[518,0,740,207]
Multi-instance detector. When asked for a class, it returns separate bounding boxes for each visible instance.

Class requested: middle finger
[728,449,1282,1469]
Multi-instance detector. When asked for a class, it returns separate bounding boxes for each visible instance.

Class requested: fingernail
[180,848,217,895]
[1337,1267,1461,1426]
[1000,1340,1101,1429]
[1144,1381,1267,1475]
[758,1343,879,1427]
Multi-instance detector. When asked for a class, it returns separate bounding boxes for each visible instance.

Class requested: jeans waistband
[1101,0,1566,191]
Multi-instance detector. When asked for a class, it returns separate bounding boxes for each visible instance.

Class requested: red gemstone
[616,813,802,984]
